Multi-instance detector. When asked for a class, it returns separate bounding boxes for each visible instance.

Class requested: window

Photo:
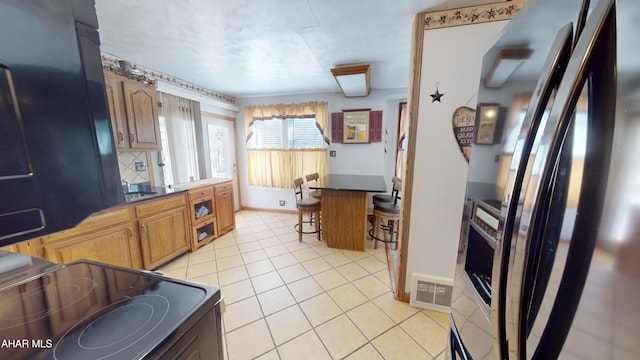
[201,113,236,180]
[244,101,329,188]
[288,118,326,148]
[247,117,326,149]
[157,93,199,187]
[246,117,327,188]
[248,119,283,149]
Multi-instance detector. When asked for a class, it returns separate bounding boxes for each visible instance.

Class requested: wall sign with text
[452,106,475,162]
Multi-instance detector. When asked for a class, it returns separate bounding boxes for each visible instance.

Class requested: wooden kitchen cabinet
[188,185,217,251]
[104,73,127,148]
[42,207,142,269]
[135,194,190,269]
[38,192,190,271]
[123,80,161,149]
[214,181,235,235]
[104,72,161,150]
[45,224,138,269]
[1,238,44,258]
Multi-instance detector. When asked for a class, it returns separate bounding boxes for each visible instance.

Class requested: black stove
[0,259,222,360]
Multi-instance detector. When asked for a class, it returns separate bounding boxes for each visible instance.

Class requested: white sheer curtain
[158,92,199,186]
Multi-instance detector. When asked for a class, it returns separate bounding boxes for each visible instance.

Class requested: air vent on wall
[409,273,453,313]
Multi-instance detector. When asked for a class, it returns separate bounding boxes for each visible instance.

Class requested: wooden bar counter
[311,174,386,251]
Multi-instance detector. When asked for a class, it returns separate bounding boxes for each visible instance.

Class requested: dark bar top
[311,174,387,193]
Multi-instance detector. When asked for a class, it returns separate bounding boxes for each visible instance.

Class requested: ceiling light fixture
[331,64,370,97]
[484,48,532,88]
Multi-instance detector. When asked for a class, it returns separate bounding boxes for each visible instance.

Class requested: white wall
[406,20,508,281]
[236,89,406,210]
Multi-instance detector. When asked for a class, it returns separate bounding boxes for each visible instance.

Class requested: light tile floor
[159,210,450,360]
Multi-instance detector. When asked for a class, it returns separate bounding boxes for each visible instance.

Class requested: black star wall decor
[431,89,444,102]
[431,83,444,102]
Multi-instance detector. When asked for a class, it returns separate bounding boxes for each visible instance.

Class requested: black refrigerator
[0,0,124,245]
[449,0,640,359]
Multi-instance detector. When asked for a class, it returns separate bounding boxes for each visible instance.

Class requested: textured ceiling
[95,0,497,98]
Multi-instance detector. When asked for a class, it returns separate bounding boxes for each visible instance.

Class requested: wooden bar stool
[293,177,321,241]
[369,178,401,249]
[305,172,322,199]
[372,176,400,205]
[305,172,322,228]
[369,176,400,224]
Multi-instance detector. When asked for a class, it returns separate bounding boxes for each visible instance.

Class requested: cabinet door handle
[129,132,135,143]
[127,228,133,237]
[140,224,146,234]
[118,132,125,142]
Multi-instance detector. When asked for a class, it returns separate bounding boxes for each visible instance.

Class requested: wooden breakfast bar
[311,174,386,251]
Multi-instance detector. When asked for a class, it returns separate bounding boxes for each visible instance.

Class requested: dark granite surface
[123,178,232,204]
[123,185,186,204]
[311,174,387,193]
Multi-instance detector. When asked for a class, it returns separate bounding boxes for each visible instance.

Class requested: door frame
[201,111,240,211]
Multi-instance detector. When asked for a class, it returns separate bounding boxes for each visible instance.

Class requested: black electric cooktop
[0,260,220,359]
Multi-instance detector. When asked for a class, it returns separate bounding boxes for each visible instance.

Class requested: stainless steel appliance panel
[521,0,640,358]
[451,0,640,359]
[450,1,587,358]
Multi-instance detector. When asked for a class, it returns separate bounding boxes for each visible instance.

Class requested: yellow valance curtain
[247,149,327,188]
[244,101,329,143]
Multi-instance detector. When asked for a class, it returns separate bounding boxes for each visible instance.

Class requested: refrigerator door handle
[449,317,472,360]
[507,0,616,358]
[572,0,591,49]
[490,24,574,360]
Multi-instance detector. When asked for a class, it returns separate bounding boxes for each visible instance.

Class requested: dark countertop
[311,174,386,193]
[123,178,232,204]
[124,186,186,204]
[173,178,232,191]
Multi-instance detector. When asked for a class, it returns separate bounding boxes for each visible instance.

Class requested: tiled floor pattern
[159,210,449,360]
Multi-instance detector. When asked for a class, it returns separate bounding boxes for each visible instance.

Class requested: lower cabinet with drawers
[4,180,235,270]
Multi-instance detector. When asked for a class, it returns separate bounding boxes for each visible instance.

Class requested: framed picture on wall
[343,111,370,143]
[475,103,500,145]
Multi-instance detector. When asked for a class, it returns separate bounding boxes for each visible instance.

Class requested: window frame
[247,116,327,150]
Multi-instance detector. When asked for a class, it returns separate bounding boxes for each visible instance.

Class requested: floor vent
[409,273,453,313]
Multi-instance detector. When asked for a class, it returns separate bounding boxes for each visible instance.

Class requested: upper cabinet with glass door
[104,72,162,150]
